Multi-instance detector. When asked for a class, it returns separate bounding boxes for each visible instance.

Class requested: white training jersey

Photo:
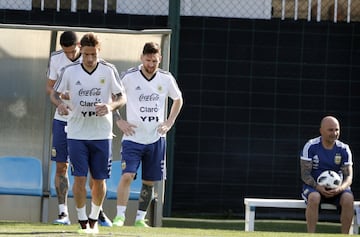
[46,50,81,122]
[54,59,124,140]
[121,65,182,144]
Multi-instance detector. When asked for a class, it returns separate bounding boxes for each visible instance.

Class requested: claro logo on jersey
[139,93,160,122]
[78,87,102,117]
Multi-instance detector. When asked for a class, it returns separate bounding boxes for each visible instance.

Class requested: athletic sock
[116,205,126,218]
[135,210,146,221]
[76,206,88,221]
[59,204,68,215]
[89,202,101,220]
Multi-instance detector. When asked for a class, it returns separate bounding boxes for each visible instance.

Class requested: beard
[144,67,155,74]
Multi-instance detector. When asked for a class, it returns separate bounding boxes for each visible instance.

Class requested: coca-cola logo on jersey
[139,93,159,102]
[78,88,101,96]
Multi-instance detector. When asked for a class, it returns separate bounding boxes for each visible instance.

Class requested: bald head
[320,116,340,148]
[320,116,339,128]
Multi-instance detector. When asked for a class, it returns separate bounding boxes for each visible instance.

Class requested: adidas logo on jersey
[136,86,141,90]
[76,81,81,85]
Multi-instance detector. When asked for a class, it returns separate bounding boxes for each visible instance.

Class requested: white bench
[244,198,360,234]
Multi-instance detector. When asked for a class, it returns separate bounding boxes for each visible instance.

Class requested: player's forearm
[300,159,317,188]
[50,90,64,107]
[46,85,53,96]
[109,93,126,111]
[340,165,353,189]
[46,79,56,95]
[113,109,123,122]
[167,98,183,124]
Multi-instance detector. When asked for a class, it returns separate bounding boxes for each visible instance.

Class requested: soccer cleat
[134,219,150,227]
[53,212,71,225]
[98,210,112,227]
[112,216,125,227]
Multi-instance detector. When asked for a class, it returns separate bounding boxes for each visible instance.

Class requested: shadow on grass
[163,218,243,230]
[163,218,343,234]
[254,220,341,233]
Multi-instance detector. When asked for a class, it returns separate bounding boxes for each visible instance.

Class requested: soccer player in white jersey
[112,42,183,227]
[46,31,112,227]
[300,116,354,234]
[46,31,80,225]
[50,32,126,234]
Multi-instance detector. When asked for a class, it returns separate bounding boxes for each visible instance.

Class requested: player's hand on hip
[116,119,137,136]
[157,120,173,135]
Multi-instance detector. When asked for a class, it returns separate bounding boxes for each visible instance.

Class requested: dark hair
[60,31,78,47]
[142,42,161,55]
[80,32,100,48]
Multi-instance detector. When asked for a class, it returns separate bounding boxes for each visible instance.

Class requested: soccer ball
[317,170,342,189]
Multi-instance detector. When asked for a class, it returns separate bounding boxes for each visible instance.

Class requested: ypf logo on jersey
[334,153,342,165]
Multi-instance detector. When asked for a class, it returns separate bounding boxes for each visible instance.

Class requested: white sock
[135,210,146,221]
[116,205,126,218]
[89,202,101,220]
[76,205,87,221]
[59,204,68,215]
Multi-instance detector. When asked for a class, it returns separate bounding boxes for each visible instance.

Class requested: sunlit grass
[0,218,351,237]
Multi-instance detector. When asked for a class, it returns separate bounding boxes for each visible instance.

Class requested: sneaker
[77,220,89,234]
[53,212,71,225]
[134,219,150,227]
[112,216,125,227]
[77,220,99,234]
[98,210,112,227]
[77,224,89,234]
[88,218,99,233]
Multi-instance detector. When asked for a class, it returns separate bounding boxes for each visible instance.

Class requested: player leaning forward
[300,116,354,234]
[50,32,126,234]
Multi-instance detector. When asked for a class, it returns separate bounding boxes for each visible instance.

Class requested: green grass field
[0,218,353,237]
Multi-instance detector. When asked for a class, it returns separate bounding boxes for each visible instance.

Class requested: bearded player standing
[112,42,183,227]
